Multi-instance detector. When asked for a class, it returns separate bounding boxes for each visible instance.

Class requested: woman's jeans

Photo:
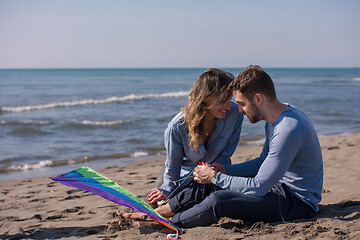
[169,181,315,228]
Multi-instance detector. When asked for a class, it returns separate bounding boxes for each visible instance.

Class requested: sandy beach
[0,133,359,240]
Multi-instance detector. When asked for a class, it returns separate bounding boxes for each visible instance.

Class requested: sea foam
[7,160,54,172]
[131,151,148,157]
[1,91,189,113]
[78,120,127,126]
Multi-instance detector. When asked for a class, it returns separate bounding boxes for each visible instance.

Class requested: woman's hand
[147,188,166,204]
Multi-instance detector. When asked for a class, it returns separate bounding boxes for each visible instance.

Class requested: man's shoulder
[274,108,305,134]
[274,106,315,138]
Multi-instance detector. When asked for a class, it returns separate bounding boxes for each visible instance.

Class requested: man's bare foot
[116,210,151,221]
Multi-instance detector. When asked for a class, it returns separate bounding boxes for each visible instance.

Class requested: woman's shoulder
[169,111,184,125]
[165,112,188,139]
[166,112,186,131]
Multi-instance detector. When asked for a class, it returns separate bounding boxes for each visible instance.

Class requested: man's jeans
[169,181,315,228]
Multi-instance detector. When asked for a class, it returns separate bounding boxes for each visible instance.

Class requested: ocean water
[1,68,359,181]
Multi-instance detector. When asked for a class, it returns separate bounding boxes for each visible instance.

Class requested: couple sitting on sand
[118,65,323,228]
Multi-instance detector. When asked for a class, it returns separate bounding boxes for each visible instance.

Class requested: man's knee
[205,191,229,209]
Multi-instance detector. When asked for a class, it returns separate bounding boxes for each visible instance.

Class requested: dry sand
[0,133,359,240]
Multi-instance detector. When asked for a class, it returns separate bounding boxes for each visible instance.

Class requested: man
[119,65,323,228]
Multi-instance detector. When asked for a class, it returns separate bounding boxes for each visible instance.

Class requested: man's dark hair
[230,65,276,101]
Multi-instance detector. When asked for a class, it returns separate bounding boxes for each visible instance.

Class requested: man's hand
[147,188,166,204]
[211,162,226,174]
[193,164,216,184]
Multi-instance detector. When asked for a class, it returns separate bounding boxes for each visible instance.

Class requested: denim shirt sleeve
[214,112,244,165]
[158,120,185,196]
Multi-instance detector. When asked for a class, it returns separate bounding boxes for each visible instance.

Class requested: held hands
[193,161,217,184]
[147,188,166,204]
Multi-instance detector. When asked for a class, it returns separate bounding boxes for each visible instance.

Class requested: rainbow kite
[51,166,182,234]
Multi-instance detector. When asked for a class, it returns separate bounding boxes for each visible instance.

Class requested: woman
[147,68,244,206]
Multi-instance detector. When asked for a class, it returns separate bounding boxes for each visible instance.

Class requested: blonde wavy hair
[181,68,234,150]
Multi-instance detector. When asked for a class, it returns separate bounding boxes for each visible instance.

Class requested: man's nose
[238,105,244,113]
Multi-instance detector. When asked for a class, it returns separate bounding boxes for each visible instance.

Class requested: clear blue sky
[0,0,359,68]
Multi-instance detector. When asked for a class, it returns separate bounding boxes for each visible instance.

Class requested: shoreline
[1,132,359,239]
[1,131,359,183]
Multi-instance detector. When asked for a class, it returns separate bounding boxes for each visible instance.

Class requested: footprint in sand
[62,206,84,213]
[47,182,57,187]
[27,190,41,194]
[61,195,81,201]
[76,226,107,237]
[46,213,66,220]
[1,189,10,195]
[66,189,82,194]
[33,214,43,221]
[22,195,34,199]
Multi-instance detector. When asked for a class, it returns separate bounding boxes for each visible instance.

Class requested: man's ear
[253,93,264,105]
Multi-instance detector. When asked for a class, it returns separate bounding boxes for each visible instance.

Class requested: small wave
[60,120,130,130]
[131,151,148,157]
[1,91,189,113]
[246,138,265,145]
[79,120,127,126]
[239,138,265,146]
[7,160,53,172]
[0,120,54,127]
[352,77,360,81]
[0,149,166,174]
[0,152,137,173]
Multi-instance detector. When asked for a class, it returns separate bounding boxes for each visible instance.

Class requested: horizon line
[1,66,359,70]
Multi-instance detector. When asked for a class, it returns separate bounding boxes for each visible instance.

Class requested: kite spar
[51,166,182,234]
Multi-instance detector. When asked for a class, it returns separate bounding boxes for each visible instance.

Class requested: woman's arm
[157,122,185,197]
[213,111,244,165]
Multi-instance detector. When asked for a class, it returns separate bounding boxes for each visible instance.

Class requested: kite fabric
[51,166,182,234]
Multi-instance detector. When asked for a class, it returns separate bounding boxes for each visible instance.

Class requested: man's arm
[217,122,303,197]
[224,137,269,177]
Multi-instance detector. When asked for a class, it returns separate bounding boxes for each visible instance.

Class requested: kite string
[116,164,197,205]
[166,167,196,201]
